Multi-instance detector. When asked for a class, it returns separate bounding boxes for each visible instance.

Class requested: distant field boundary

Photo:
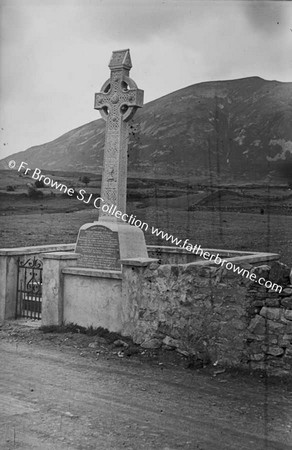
[189,205,292,215]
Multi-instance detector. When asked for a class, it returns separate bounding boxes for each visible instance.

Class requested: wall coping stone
[0,243,278,264]
[42,252,79,260]
[120,258,159,267]
[147,245,256,256]
[0,243,75,256]
[185,252,279,267]
[0,243,280,267]
[62,267,122,279]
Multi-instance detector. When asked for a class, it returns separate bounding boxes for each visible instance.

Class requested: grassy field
[0,169,291,265]
[1,198,291,264]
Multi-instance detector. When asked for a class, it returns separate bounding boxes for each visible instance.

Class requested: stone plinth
[75,221,148,270]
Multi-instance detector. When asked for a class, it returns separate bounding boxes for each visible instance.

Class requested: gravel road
[1,323,292,450]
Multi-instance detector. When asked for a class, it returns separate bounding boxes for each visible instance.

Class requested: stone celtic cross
[94,49,143,220]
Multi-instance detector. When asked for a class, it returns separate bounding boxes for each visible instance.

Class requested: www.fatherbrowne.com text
[14,161,283,293]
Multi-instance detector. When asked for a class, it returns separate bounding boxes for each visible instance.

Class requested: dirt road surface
[1,325,292,450]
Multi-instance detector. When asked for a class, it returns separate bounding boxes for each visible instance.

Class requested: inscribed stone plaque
[76,225,120,270]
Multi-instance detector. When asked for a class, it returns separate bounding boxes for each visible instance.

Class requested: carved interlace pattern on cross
[95,71,142,129]
[106,130,119,158]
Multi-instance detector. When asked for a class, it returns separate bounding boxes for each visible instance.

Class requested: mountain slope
[1,76,292,182]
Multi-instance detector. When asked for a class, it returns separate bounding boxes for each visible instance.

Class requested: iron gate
[16,256,43,319]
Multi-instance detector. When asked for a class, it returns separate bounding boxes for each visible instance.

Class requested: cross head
[95,49,143,128]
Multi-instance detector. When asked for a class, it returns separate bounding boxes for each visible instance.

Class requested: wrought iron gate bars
[16,256,43,319]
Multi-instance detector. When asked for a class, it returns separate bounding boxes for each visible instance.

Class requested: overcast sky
[0,0,291,160]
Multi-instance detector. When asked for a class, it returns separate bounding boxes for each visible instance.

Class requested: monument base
[75,221,148,270]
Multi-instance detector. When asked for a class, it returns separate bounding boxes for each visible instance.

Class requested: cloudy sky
[0,0,291,160]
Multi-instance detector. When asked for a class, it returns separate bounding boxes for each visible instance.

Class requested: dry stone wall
[246,264,292,376]
[122,260,292,376]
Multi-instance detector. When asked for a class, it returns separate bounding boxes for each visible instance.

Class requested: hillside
[1,76,292,183]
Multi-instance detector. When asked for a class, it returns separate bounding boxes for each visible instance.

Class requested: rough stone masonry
[121,259,292,376]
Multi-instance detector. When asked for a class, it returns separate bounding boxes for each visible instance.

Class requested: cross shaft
[94,49,143,221]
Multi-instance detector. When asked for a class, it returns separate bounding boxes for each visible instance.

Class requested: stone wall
[122,259,292,376]
[62,268,123,331]
[246,264,292,376]
[2,242,291,376]
[147,246,260,265]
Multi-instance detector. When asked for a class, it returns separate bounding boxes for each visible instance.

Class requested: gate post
[0,253,18,322]
[42,252,79,326]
